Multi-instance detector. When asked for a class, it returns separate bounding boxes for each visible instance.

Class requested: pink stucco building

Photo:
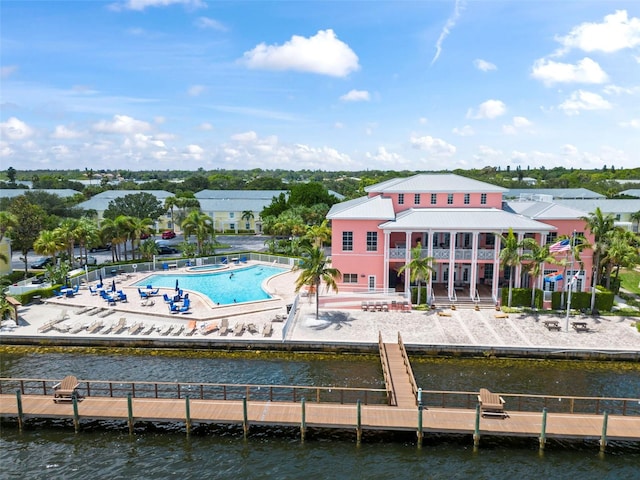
[327,174,594,305]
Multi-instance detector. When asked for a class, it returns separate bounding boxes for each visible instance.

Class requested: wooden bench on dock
[478,388,507,418]
[53,375,80,403]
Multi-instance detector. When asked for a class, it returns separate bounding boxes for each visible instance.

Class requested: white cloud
[199,122,214,131]
[531,57,608,86]
[418,117,428,125]
[51,125,83,139]
[231,131,258,142]
[188,85,206,97]
[365,146,408,165]
[556,10,640,54]
[340,89,370,102]
[1,65,18,79]
[502,116,532,134]
[473,145,503,162]
[559,90,612,115]
[0,117,34,140]
[603,84,640,95]
[241,29,360,77]
[452,125,474,136]
[194,17,228,31]
[334,122,344,129]
[410,134,456,156]
[431,0,465,65]
[112,0,205,11]
[184,144,204,160]
[620,119,640,129]
[473,59,496,72]
[466,99,506,119]
[92,115,152,134]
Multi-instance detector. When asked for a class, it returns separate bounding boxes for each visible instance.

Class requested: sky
[1,1,639,173]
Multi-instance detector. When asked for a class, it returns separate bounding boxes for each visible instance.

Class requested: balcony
[389,248,496,260]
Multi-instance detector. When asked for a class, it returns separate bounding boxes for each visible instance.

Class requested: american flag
[549,239,571,253]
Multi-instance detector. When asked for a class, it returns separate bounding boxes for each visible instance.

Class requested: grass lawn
[619,268,640,295]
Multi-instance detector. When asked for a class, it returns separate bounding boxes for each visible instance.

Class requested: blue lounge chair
[89,286,98,295]
[168,303,179,314]
[163,293,172,303]
[179,298,191,313]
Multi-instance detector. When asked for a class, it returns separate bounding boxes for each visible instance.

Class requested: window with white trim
[366,231,378,251]
[480,193,487,205]
[414,194,420,205]
[343,273,358,283]
[464,193,470,204]
[342,231,353,251]
[430,193,437,204]
[398,194,404,205]
[447,193,454,204]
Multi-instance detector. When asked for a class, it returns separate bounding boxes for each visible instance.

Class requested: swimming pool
[134,265,286,306]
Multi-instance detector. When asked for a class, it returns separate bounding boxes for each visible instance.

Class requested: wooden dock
[1,334,639,450]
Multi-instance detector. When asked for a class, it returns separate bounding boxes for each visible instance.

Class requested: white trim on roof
[365,173,507,194]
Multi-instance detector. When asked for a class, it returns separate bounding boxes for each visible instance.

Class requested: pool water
[186,264,227,272]
[134,265,286,306]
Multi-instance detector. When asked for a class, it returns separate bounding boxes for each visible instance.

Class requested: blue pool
[186,264,227,272]
[134,265,286,306]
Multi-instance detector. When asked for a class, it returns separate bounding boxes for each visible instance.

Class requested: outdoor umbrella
[112,279,116,292]
[175,279,179,291]
[99,272,103,285]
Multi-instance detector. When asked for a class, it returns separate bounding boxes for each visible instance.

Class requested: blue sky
[1,1,639,172]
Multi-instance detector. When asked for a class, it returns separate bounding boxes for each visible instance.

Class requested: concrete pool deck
[1,261,640,358]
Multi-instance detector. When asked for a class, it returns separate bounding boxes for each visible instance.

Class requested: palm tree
[521,239,557,309]
[581,207,615,310]
[294,245,341,319]
[602,229,640,289]
[304,220,332,248]
[73,218,99,266]
[241,210,255,232]
[182,210,214,255]
[100,216,130,262]
[397,244,434,306]
[128,217,153,260]
[53,219,79,263]
[175,197,201,227]
[139,238,159,261]
[164,196,178,232]
[498,228,521,308]
[33,230,65,263]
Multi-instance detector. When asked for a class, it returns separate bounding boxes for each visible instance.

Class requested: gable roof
[365,174,507,194]
[620,189,640,198]
[504,188,604,199]
[553,198,640,215]
[327,195,395,220]
[195,189,286,200]
[503,201,589,219]
[379,208,555,232]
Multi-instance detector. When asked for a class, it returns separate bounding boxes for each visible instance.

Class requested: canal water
[1,350,639,479]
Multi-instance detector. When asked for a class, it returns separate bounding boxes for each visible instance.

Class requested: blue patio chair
[221,257,228,264]
[148,288,159,295]
[240,256,247,263]
[89,286,98,295]
[65,290,74,298]
[162,263,169,271]
[118,293,128,302]
[53,289,63,298]
[179,298,191,313]
[168,303,179,314]
[163,293,172,304]
[72,285,80,293]
[138,288,149,299]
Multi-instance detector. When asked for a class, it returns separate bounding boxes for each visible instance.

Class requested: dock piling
[185,395,191,435]
[356,399,362,445]
[242,396,248,439]
[300,397,306,442]
[127,393,134,435]
[417,402,423,448]
[72,394,80,433]
[600,411,608,453]
[15,390,23,431]
[539,407,548,451]
[473,404,480,448]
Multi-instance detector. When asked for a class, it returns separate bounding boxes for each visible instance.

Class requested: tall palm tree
[33,230,65,263]
[164,196,178,232]
[241,210,255,231]
[602,229,640,289]
[176,197,201,227]
[498,228,521,308]
[581,207,615,310]
[294,245,341,319]
[521,239,557,309]
[128,217,153,260]
[397,244,434,306]
[53,219,79,263]
[73,217,99,266]
[182,210,214,255]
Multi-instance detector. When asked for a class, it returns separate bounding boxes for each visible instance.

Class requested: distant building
[504,188,604,200]
[194,190,287,233]
[0,188,81,199]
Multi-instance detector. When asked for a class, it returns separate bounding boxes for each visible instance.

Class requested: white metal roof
[365,174,507,194]
[379,208,555,232]
[553,198,640,214]
[504,188,604,199]
[327,195,396,220]
[503,201,589,219]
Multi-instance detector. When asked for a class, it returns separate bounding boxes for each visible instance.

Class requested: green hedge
[550,287,614,311]
[14,284,63,305]
[501,288,542,308]
[410,286,428,305]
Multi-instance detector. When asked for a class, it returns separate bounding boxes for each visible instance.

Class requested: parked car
[157,246,179,255]
[90,243,111,252]
[31,257,53,269]
[161,230,176,239]
[140,232,151,239]
[74,256,97,267]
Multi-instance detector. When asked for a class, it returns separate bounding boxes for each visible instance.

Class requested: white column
[492,234,500,301]
[470,231,479,300]
[383,231,390,293]
[448,231,456,297]
[515,232,525,288]
[404,231,412,298]
[427,230,434,302]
